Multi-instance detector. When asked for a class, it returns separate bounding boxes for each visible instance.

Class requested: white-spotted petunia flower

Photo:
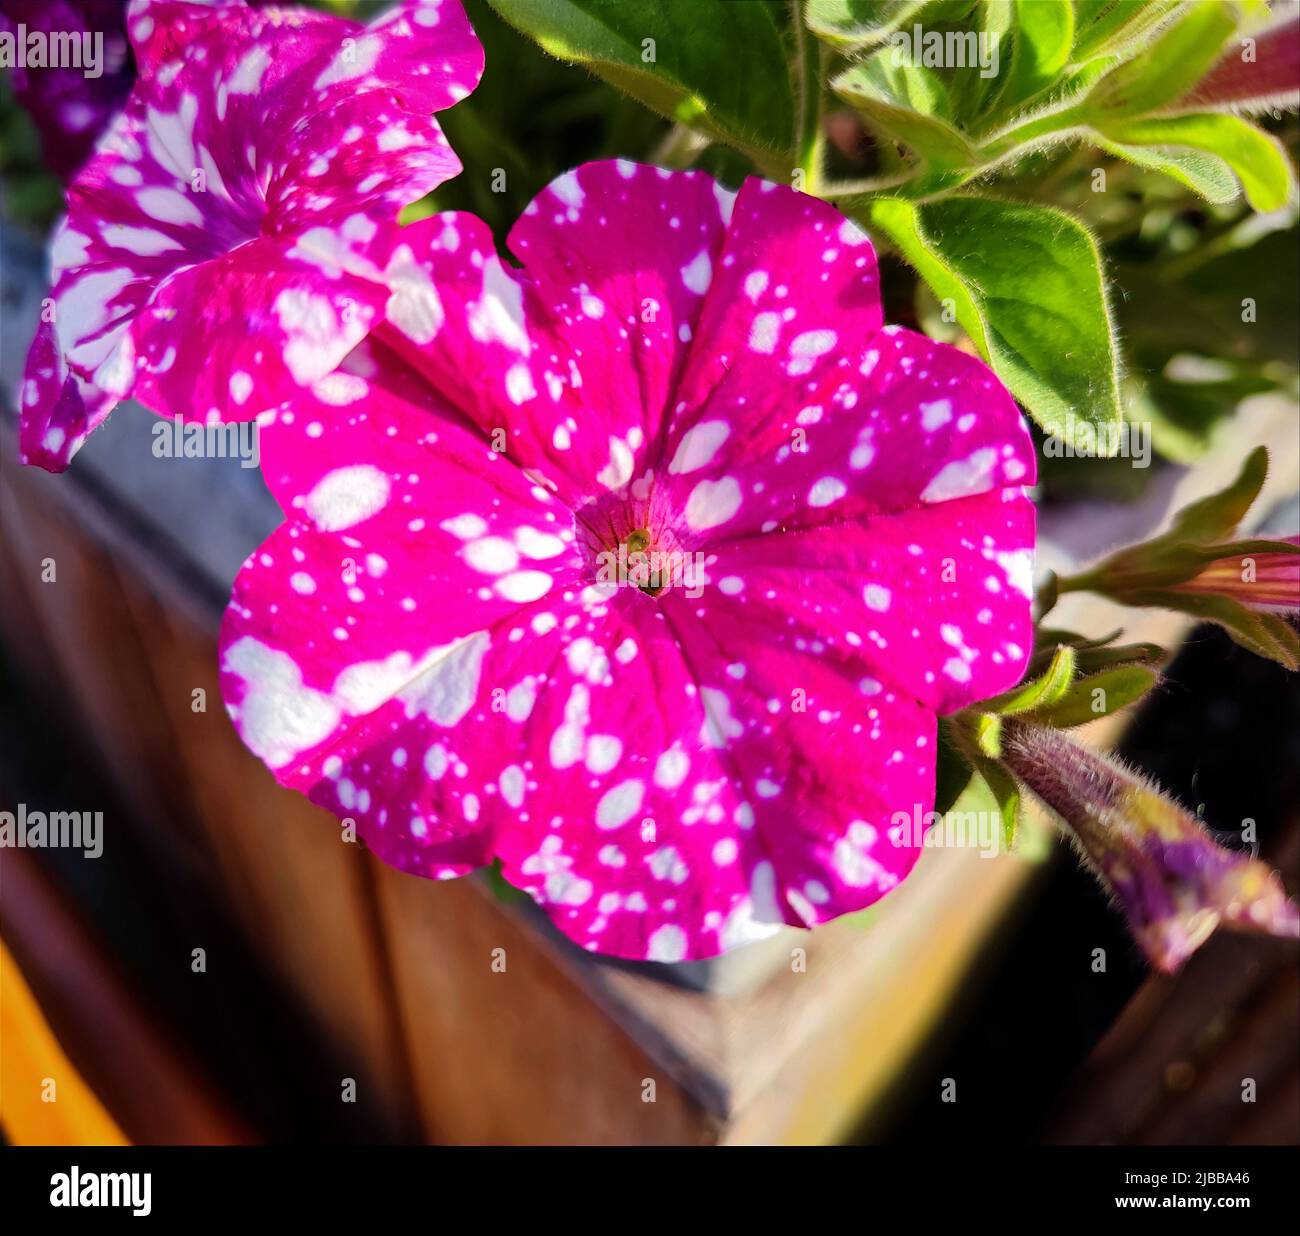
[219,161,1038,962]
[19,0,483,471]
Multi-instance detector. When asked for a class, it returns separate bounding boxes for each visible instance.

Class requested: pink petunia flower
[19,0,483,471]
[219,161,1038,962]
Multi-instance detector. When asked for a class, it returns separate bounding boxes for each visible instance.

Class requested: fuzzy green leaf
[1083,1,1239,118]
[976,712,1003,758]
[1097,114,1297,212]
[989,0,1075,114]
[976,757,1023,849]
[1071,0,1182,62]
[856,195,1123,449]
[942,718,1022,847]
[805,0,975,50]
[832,54,979,170]
[1166,445,1269,543]
[1124,589,1300,670]
[985,645,1077,715]
[1093,135,1240,205]
[1030,629,1166,677]
[1056,450,1287,594]
[1032,665,1160,726]
[934,721,977,815]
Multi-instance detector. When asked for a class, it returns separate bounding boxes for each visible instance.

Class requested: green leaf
[1096,114,1297,212]
[832,54,979,170]
[1071,0,1182,63]
[1053,448,1300,670]
[973,757,1022,849]
[1124,589,1300,670]
[486,0,794,166]
[482,858,533,906]
[942,718,1022,847]
[985,645,1077,715]
[975,712,1003,758]
[1068,535,1297,598]
[1082,1,1238,119]
[1056,449,1279,595]
[989,0,1075,115]
[945,0,1014,123]
[1032,665,1159,726]
[804,0,975,49]
[856,195,1123,448]
[1165,445,1268,543]
[1092,135,1239,205]
[934,721,977,815]
[1030,629,1165,677]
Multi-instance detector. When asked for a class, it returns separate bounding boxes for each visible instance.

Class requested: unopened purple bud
[1002,721,1299,972]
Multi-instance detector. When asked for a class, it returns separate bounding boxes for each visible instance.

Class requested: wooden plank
[0,460,417,1139]
[0,465,201,849]
[110,568,421,1140]
[0,470,66,692]
[372,860,717,1144]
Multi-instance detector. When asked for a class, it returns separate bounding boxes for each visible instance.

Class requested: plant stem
[819,174,914,198]
[793,3,825,193]
[1051,568,1099,595]
[650,123,707,170]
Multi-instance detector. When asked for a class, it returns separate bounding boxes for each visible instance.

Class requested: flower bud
[1002,721,1299,972]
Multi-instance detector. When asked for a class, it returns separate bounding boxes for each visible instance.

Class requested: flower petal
[503,160,735,477]
[704,489,1038,715]
[248,578,928,961]
[672,176,883,414]
[220,344,583,792]
[663,320,1036,539]
[377,161,736,504]
[661,594,934,930]
[127,0,251,75]
[17,319,116,471]
[129,0,483,121]
[266,91,461,236]
[129,236,389,421]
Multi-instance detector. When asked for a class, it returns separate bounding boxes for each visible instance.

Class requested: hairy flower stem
[793,1,824,194]
[1001,719,1300,972]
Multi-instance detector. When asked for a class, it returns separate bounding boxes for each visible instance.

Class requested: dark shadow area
[0,644,401,1143]
[878,623,1300,1144]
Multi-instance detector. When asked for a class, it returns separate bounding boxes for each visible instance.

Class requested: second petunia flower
[20,0,483,471]
[220,161,1039,962]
